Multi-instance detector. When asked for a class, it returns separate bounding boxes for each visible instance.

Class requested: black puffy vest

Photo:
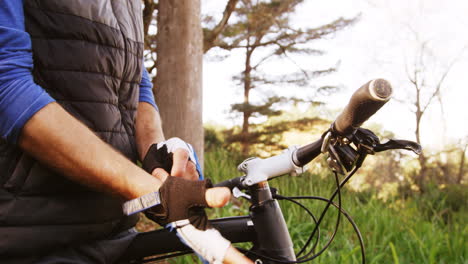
[0,0,144,257]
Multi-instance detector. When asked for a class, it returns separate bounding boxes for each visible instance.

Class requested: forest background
[138,0,467,263]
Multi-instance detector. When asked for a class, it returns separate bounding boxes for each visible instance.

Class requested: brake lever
[324,128,422,174]
[232,187,251,201]
[374,139,422,155]
[352,128,380,154]
[352,128,422,155]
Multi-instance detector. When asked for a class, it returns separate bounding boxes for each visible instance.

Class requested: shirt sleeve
[139,66,158,111]
[0,1,55,143]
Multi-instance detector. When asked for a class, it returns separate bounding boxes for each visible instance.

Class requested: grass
[163,147,467,263]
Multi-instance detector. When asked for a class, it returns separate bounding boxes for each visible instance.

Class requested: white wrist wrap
[175,223,231,264]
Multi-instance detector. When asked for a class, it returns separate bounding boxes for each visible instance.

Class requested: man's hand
[135,103,200,181]
[170,147,199,180]
[150,148,198,181]
[141,172,252,264]
[143,137,201,182]
[174,186,253,264]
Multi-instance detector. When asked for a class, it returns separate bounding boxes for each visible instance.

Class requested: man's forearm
[135,102,165,160]
[19,102,162,200]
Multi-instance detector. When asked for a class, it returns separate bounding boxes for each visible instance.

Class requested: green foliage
[172,147,467,263]
[204,126,224,152]
[414,183,468,224]
[204,145,245,183]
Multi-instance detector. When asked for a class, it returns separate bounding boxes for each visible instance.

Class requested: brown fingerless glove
[145,176,212,230]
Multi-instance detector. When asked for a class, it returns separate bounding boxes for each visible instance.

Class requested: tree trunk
[457,143,467,184]
[241,48,253,155]
[155,0,204,166]
[414,88,427,191]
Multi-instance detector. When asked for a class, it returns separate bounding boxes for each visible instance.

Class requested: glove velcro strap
[122,191,162,215]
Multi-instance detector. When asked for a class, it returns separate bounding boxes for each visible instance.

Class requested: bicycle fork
[249,182,296,263]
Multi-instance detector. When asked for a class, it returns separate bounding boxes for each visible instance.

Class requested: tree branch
[203,0,239,53]
[421,46,464,114]
[143,0,158,39]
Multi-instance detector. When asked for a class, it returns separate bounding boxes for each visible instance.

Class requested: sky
[201,0,468,150]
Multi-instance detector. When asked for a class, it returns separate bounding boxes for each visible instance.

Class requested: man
[0,1,251,263]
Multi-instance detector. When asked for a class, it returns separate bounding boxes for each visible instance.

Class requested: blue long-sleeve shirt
[0,1,157,143]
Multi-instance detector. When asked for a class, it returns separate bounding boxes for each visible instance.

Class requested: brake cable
[275,195,321,256]
[288,195,366,263]
[295,169,344,262]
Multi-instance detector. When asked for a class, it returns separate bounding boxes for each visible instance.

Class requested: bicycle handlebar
[215,79,393,187]
[333,79,392,135]
[294,138,324,167]
[294,79,392,167]
[214,176,245,190]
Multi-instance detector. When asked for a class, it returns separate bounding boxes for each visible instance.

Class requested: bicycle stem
[249,181,296,263]
[240,146,308,186]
